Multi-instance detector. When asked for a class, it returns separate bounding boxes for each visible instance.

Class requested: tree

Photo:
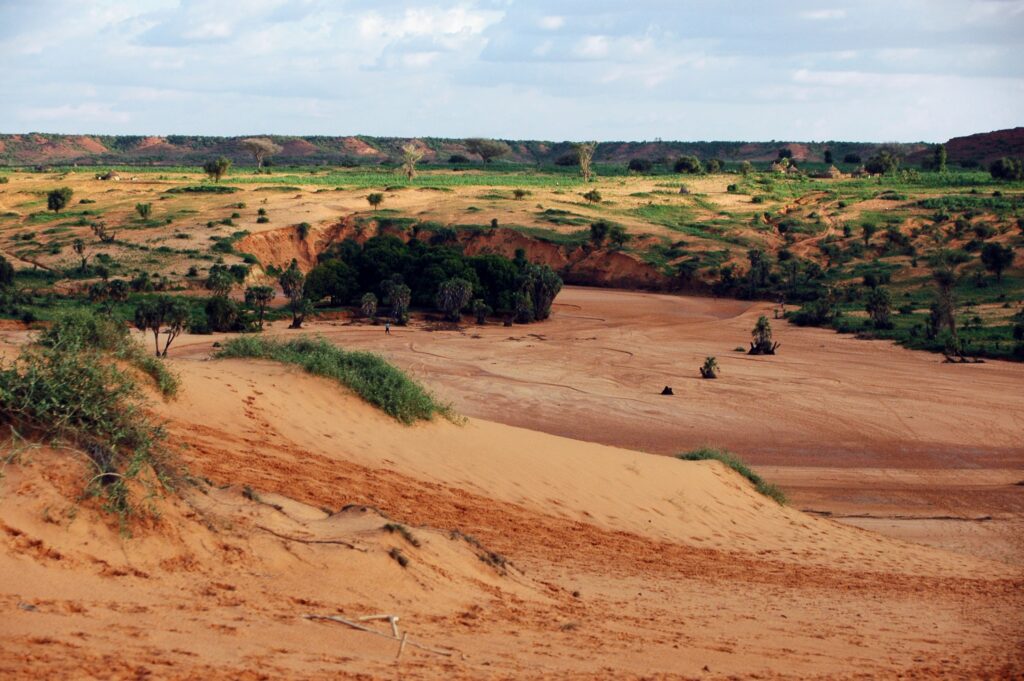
[203,156,232,182]
[866,286,893,329]
[436,277,474,322]
[205,296,242,332]
[628,158,653,173]
[244,285,275,329]
[989,157,1024,181]
[360,292,378,319]
[72,238,88,272]
[135,203,152,219]
[305,259,357,306]
[134,296,190,357]
[465,138,510,163]
[843,153,861,164]
[384,282,411,324]
[699,356,719,379]
[471,298,491,324]
[518,262,563,322]
[705,158,722,174]
[980,243,1014,283]
[589,221,610,246]
[574,142,597,182]
[862,223,877,247]
[864,150,899,175]
[0,255,15,289]
[674,156,702,174]
[777,148,793,159]
[748,315,779,355]
[241,137,282,169]
[933,144,947,173]
[279,261,309,329]
[738,160,753,176]
[401,143,424,181]
[206,267,235,298]
[296,222,311,240]
[931,265,960,355]
[107,279,129,304]
[367,192,384,210]
[823,149,833,164]
[582,189,602,204]
[513,188,529,200]
[47,187,73,213]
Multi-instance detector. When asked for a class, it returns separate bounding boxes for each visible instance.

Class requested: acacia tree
[244,285,275,329]
[279,261,310,329]
[241,137,282,169]
[203,157,232,182]
[367,192,384,210]
[134,296,190,357]
[574,142,597,182]
[980,243,1014,283]
[47,187,73,213]
[436,277,474,322]
[465,138,510,163]
[401,143,425,180]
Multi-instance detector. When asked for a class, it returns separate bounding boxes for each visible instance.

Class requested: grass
[165,185,240,194]
[677,446,786,505]
[214,336,452,424]
[0,310,177,528]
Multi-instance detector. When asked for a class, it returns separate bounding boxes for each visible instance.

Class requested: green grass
[165,185,240,194]
[214,336,452,424]
[677,446,786,504]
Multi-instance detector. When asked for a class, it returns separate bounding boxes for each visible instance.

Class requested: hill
[0,132,928,167]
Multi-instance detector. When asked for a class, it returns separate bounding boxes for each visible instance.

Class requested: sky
[1,0,1022,142]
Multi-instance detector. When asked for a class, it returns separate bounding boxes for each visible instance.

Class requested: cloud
[800,8,848,21]
[0,0,1022,141]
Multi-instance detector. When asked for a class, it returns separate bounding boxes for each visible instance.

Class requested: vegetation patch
[165,185,240,194]
[677,446,786,505]
[0,310,178,527]
[214,336,452,424]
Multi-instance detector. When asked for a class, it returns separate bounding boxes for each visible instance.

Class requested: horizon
[2,1,1023,143]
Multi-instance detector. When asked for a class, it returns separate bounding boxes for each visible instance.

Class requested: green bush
[677,447,786,504]
[214,336,452,424]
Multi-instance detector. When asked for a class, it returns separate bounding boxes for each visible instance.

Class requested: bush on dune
[677,447,786,505]
[214,336,452,424]
[0,310,178,526]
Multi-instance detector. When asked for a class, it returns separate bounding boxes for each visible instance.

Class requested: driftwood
[303,614,458,658]
[748,340,779,355]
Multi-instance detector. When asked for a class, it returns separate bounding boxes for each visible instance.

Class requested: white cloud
[800,8,847,21]
[574,35,609,58]
[538,15,564,30]
[21,102,131,124]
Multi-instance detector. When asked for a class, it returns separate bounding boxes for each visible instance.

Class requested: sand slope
[3,355,1021,679]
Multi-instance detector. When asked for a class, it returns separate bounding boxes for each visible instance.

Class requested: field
[1,161,1023,678]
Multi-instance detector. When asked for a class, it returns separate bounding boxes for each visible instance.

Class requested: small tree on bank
[279,261,309,329]
[134,296,190,357]
[699,356,719,379]
[436,277,474,322]
[866,286,893,329]
[367,192,384,211]
[360,292,378,320]
[981,243,1014,283]
[401,143,424,181]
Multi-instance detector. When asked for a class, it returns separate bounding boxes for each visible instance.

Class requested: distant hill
[0,133,932,168]
[944,127,1024,165]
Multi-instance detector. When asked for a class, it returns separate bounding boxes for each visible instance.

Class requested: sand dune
[3,351,1022,678]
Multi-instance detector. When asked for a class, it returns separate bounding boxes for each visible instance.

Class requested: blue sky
[1,0,1022,141]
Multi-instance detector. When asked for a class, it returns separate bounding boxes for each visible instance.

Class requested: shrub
[989,157,1023,181]
[47,187,73,212]
[582,189,602,204]
[677,447,786,504]
[135,203,152,219]
[215,336,451,424]
[699,356,719,379]
[367,192,384,210]
[628,158,653,173]
[0,313,175,525]
[674,156,702,174]
[203,156,232,182]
